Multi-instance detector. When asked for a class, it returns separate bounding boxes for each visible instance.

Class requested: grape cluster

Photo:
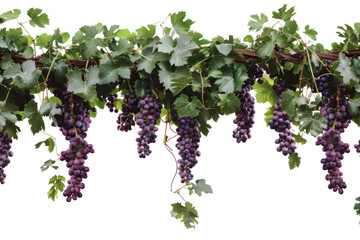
[135,89,161,158]
[268,80,297,156]
[105,78,124,113]
[53,84,95,201]
[60,137,94,201]
[354,141,360,152]
[172,111,201,183]
[232,84,255,143]
[317,82,351,194]
[117,91,140,132]
[254,64,264,84]
[316,129,349,194]
[0,131,13,184]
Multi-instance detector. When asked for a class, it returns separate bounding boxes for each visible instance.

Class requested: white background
[2,0,360,239]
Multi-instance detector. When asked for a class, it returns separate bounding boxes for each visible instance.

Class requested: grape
[60,137,94,202]
[0,131,13,184]
[135,89,162,158]
[117,91,140,132]
[105,78,124,113]
[316,81,350,194]
[172,111,201,183]
[268,80,297,156]
[232,84,255,143]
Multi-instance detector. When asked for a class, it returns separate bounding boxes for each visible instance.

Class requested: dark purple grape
[0,131,13,184]
[172,111,201,183]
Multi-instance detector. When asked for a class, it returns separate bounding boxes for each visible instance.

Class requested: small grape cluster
[53,84,95,201]
[354,141,360,152]
[268,80,297,156]
[172,111,201,183]
[135,89,161,158]
[0,131,13,184]
[232,84,255,143]
[316,129,349,194]
[60,137,94,202]
[105,78,124,113]
[316,75,333,99]
[254,63,264,84]
[117,91,140,132]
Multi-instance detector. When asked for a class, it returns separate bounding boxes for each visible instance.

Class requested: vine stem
[298,60,304,96]
[17,19,36,57]
[134,51,152,60]
[4,87,12,103]
[177,191,187,202]
[165,142,178,192]
[41,130,61,174]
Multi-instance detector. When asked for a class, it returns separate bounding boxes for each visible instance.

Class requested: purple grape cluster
[53,84,95,201]
[316,75,333,99]
[316,129,349,194]
[317,82,351,194]
[268,80,297,156]
[232,84,255,143]
[0,131,13,184]
[60,137,94,201]
[117,91,140,132]
[354,141,360,152]
[105,79,124,113]
[135,89,162,158]
[172,111,201,183]
[254,63,264,84]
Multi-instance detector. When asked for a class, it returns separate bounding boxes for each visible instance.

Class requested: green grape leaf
[217,93,240,115]
[36,33,52,48]
[39,102,51,116]
[297,110,326,137]
[99,58,132,84]
[253,78,277,105]
[353,58,360,75]
[116,28,136,40]
[4,61,41,89]
[109,38,134,57]
[24,101,45,134]
[190,179,213,196]
[137,50,168,74]
[215,64,247,93]
[257,30,285,58]
[0,101,18,130]
[158,36,174,53]
[283,20,298,36]
[264,105,274,126]
[158,62,190,90]
[40,160,57,172]
[304,25,318,41]
[27,8,49,28]
[288,152,301,170]
[48,175,65,201]
[53,62,68,85]
[248,13,268,31]
[171,12,194,35]
[347,100,360,118]
[1,54,14,70]
[171,77,192,95]
[35,137,55,153]
[292,133,307,145]
[134,79,149,98]
[67,68,96,101]
[2,121,20,139]
[103,25,120,39]
[0,9,21,24]
[170,35,198,66]
[336,53,359,84]
[135,25,156,40]
[216,44,233,56]
[354,197,360,216]
[174,94,203,118]
[280,90,296,117]
[170,202,199,229]
[272,4,295,21]
[243,35,254,43]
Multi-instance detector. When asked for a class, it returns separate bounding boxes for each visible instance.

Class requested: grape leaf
[217,93,240,115]
[158,62,190,91]
[0,9,21,24]
[27,8,49,28]
[174,94,203,118]
[24,100,45,134]
[36,33,52,48]
[157,36,174,53]
[103,25,120,40]
[35,137,55,153]
[264,105,274,126]
[336,53,359,84]
[304,25,318,41]
[2,121,20,139]
[99,58,132,84]
[280,90,296,117]
[72,25,106,58]
[48,175,65,201]
[109,38,134,57]
[134,79,149,98]
[4,61,41,89]
[248,13,268,31]
[135,25,156,40]
[216,44,233,56]
[288,152,301,170]
[297,110,326,137]
[272,4,295,21]
[171,77,192,95]
[170,202,199,229]
[292,133,307,145]
[67,68,96,101]
[137,50,168,74]
[354,197,360,216]
[171,12,194,35]
[190,179,213,196]
[257,30,285,58]
[253,79,277,106]
[40,160,57,172]
[170,35,198,66]
[0,101,18,130]
[215,64,247,93]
